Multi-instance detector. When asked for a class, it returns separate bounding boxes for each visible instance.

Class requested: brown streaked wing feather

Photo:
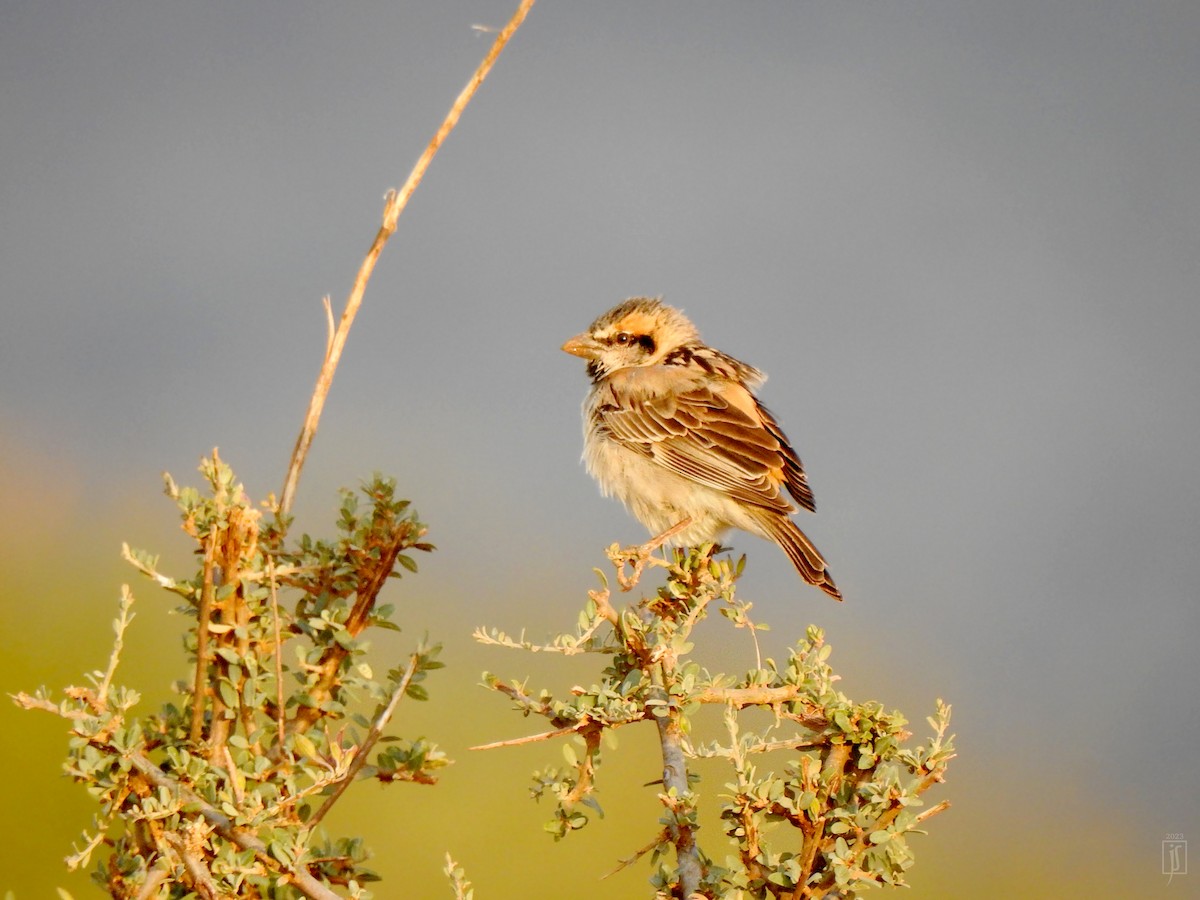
[599,379,795,515]
[760,405,815,512]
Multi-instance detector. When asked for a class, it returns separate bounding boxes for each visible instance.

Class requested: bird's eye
[615,333,631,344]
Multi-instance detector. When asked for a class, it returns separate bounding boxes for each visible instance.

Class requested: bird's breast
[581,422,753,543]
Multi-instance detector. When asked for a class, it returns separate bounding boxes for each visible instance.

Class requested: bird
[562,297,841,601]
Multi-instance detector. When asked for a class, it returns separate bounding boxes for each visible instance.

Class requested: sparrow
[562,297,841,601]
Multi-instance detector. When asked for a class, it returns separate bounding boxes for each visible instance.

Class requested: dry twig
[308,652,422,827]
[278,0,537,517]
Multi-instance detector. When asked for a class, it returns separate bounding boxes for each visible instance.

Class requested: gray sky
[2,2,1198,896]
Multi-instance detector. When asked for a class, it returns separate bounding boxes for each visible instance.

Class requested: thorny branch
[478,539,955,897]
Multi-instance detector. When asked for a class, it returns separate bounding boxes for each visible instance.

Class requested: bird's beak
[561,333,601,360]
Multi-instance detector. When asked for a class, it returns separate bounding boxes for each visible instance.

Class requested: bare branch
[321,295,335,359]
[650,663,702,896]
[469,726,578,752]
[913,799,952,826]
[278,0,537,517]
[600,829,669,881]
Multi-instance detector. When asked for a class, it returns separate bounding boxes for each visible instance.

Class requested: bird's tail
[754,512,842,601]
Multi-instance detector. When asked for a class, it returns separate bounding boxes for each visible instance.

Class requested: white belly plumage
[582,433,772,547]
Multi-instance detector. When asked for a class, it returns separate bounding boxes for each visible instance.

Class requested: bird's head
[562,297,699,381]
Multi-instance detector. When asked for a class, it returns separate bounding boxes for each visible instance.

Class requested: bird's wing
[758,404,815,512]
[599,376,815,514]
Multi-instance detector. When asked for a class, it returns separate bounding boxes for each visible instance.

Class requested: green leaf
[269,839,295,865]
[293,733,320,760]
[218,680,239,709]
[406,683,429,701]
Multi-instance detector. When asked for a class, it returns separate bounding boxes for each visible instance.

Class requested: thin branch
[795,742,853,887]
[472,624,614,655]
[9,692,86,717]
[691,734,830,759]
[165,832,219,900]
[588,587,620,628]
[221,744,245,807]
[484,678,553,718]
[190,535,217,744]
[565,605,613,652]
[285,524,413,739]
[121,542,188,597]
[266,557,287,751]
[746,736,829,754]
[132,864,170,900]
[308,652,421,828]
[695,682,828,725]
[65,828,109,872]
[650,663,702,896]
[278,0,537,517]
[98,585,136,705]
[913,799,951,826]
[801,776,951,899]
[127,753,340,900]
[255,777,344,829]
[601,829,669,880]
[612,517,693,591]
[561,725,602,810]
[726,599,764,671]
[469,725,578,752]
[843,767,948,862]
[723,710,770,887]
[321,295,335,359]
[444,853,474,900]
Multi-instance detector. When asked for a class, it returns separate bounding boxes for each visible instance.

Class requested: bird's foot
[613,518,694,591]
